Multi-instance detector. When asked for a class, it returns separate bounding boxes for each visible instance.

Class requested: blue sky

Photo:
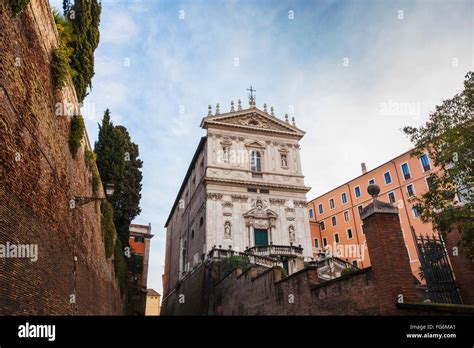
[50,0,473,296]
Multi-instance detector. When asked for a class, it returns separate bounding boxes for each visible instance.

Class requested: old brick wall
[444,227,474,305]
[161,262,211,315]
[213,265,382,315]
[0,0,123,314]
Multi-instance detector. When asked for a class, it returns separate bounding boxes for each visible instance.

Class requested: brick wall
[444,227,474,305]
[0,0,123,314]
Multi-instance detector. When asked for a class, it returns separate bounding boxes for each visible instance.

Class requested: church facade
[162,98,313,298]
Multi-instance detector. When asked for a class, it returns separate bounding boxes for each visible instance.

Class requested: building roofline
[164,136,207,227]
[307,147,416,203]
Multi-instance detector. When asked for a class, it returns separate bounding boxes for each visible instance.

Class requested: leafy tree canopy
[403,71,474,259]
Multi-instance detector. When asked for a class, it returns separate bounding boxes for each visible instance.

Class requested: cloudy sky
[50,0,473,296]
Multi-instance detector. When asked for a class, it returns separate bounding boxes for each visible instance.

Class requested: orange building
[129,223,154,315]
[129,223,154,289]
[307,150,438,278]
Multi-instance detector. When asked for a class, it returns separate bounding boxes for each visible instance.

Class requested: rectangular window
[401,163,411,180]
[314,239,319,248]
[331,216,337,226]
[368,178,376,185]
[247,188,257,193]
[354,186,361,198]
[384,171,392,184]
[413,206,420,218]
[406,184,415,197]
[347,228,353,239]
[388,191,396,204]
[420,154,431,172]
[352,260,358,267]
[309,208,314,219]
[334,233,340,243]
[322,237,328,247]
[343,210,350,221]
[259,189,269,194]
[358,205,363,216]
[341,192,347,204]
[329,198,335,209]
[320,221,325,231]
[135,236,145,243]
[318,203,323,214]
[426,176,435,190]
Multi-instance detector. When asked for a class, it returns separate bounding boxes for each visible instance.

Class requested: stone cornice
[206,165,306,179]
[204,176,311,193]
[201,107,304,134]
[203,121,304,139]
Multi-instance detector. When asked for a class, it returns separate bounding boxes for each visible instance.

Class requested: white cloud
[101,12,138,44]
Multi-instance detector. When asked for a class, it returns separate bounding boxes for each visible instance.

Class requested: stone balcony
[245,244,304,259]
[208,247,283,269]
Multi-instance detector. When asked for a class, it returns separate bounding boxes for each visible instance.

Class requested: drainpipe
[346,183,363,268]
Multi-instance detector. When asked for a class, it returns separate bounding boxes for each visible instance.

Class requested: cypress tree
[95,110,143,248]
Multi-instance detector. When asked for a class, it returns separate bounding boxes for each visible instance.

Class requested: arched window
[250,151,262,172]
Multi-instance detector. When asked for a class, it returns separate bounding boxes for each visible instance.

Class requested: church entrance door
[254,229,268,246]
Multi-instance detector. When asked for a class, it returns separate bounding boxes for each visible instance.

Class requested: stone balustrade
[245,244,304,258]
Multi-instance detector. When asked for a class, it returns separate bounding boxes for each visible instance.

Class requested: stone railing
[245,244,304,258]
[208,248,283,269]
[306,256,354,270]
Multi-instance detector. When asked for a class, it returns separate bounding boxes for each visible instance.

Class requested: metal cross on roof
[247,85,256,102]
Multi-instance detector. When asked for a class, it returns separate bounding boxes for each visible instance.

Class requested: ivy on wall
[84,148,100,196]
[114,238,129,296]
[100,201,116,259]
[68,114,84,158]
[8,0,30,17]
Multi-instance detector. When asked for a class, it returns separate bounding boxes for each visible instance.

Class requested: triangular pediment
[200,108,305,137]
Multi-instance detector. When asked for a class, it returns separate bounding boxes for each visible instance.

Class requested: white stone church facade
[163,98,313,295]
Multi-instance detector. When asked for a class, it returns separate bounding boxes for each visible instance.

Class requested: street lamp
[72,182,115,206]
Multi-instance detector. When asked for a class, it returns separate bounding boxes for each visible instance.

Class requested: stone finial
[292,116,296,126]
[361,184,398,220]
[270,106,274,116]
[237,99,242,110]
[367,184,380,200]
[216,103,220,114]
[230,100,235,112]
[263,103,267,113]
[285,113,289,123]
[208,104,212,116]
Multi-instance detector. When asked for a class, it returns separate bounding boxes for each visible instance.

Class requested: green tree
[62,0,73,18]
[95,110,143,248]
[403,71,474,259]
[69,0,101,102]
